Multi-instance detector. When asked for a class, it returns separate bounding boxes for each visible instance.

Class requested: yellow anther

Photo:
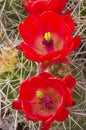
[44,32,51,41]
[36,90,43,99]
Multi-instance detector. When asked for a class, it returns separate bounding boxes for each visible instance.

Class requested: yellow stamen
[44,32,51,41]
[36,90,43,99]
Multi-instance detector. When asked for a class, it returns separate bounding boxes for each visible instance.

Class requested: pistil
[42,32,54,48]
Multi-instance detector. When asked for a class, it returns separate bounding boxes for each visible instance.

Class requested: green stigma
[36,90,43,99]
[44,32,51,41]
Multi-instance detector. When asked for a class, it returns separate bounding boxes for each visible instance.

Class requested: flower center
[42,32,54,48]
[36,90,54,109]
[40,94,54,109]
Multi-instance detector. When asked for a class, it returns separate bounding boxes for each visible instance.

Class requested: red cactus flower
[17,11,80,67]
[12,72,76,130]
[22,0,68,14]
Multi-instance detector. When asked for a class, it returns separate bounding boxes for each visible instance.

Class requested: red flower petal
[64,75,76,90]
[17,42,42,62]
[31,0,47,14]
[19,23,34,45]
[39,11,66,36]
[62,15,75,34]
[18,16,42,46]
[64,87,74,106]
[17,42,69,63]
[48,0,68,14]
[22,0,33,14]
[56,108,69,121]
[19,79,36,100]
[12,100,22,111]
[70,36,81,51]
[22,0,68,14]
[22,100,52,121]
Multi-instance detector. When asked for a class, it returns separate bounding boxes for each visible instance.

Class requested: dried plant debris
[0,46,18,74]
